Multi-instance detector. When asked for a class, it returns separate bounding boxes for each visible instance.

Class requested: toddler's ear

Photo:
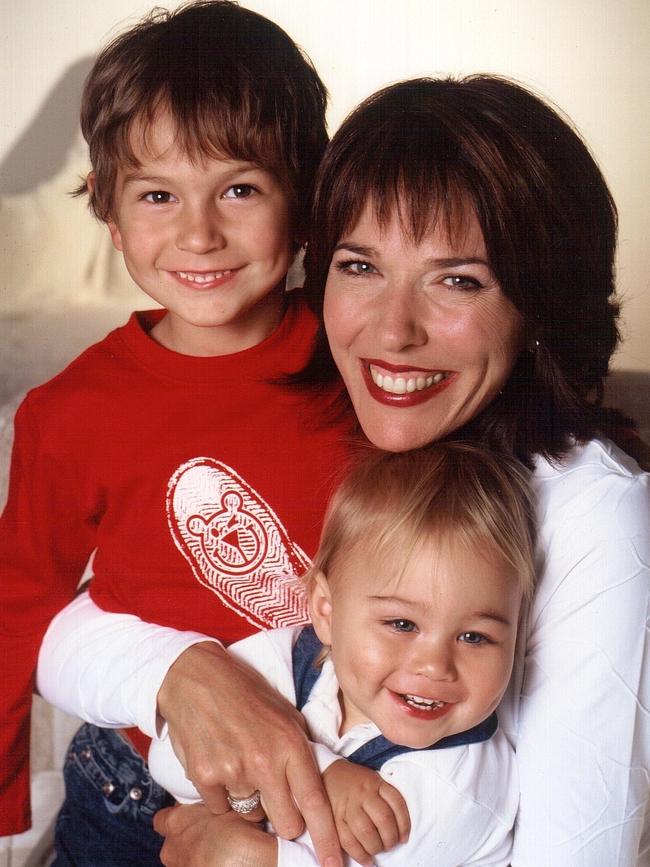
[308,570,333,646]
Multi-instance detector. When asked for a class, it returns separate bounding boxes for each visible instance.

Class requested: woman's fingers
[156,642,342,867]
[196,783,230,816]
[155,805,277,867]
[225,788,266,824]
[282,756,342,863]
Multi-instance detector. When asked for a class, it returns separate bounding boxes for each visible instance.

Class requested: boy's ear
[106,217,124,252]
[308,570,333,647]
[87,171,123,251]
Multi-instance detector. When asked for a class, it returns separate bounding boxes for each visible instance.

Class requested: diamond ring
[226,789,262,814]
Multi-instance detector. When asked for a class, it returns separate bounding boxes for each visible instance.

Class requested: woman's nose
[375,284,428,352]
[176,203,226,254]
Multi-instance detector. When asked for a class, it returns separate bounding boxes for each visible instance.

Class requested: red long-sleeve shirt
[0,299,350,834]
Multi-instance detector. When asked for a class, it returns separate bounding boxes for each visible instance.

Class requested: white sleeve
[227,630,342,774]
[510,443,650,865]
[36,592,220,738]
[278,734,517,867]
[148,628,302,803]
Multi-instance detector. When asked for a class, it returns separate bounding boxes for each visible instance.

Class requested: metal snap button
[80,748,92,760]
[102,782,115,796]
[128,787,143,801]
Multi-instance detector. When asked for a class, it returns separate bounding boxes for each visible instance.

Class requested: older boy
[0,3,349,864]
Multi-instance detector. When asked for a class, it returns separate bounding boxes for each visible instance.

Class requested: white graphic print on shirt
[167,457,310,628]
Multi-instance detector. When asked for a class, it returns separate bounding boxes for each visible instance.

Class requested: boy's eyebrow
[121,161,265,187]
[333,242,489,268]
[366,595,512,626]
[121,173,171,186]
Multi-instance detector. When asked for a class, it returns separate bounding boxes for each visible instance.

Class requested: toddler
[40,442,536,865]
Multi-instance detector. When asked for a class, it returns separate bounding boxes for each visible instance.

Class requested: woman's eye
[458,631,488,645]
[384,619,417,633]
[442,275,482,290]
[335,259,377,276]
[223,184,256,199]
[143,191,174,204]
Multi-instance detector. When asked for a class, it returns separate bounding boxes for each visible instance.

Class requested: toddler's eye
[143,191,174,204]
[458,631,488,645]
[384,619,417,633]
[223,184,256,199]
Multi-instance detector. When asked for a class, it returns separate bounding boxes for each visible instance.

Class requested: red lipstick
[361,359,456,408]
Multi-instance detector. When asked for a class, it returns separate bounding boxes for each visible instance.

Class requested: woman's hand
[156,641,342,867]
[155,804,277,867]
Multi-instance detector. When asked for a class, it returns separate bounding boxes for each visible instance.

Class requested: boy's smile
[105,111,293,356]
[310,534,521,749]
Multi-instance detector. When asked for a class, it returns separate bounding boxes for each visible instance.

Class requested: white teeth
[403,694,445,710]
[370,366,447,395]
[177,270,230,283]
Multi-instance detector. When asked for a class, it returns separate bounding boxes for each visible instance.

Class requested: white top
[37,437,650,865]
[41,603,517,866]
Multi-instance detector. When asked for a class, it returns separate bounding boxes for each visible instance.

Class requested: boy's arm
[0,397,97,835]
[36,597,343,867]
[36,591,217,736]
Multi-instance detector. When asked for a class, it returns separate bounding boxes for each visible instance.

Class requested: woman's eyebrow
[427,257,490,268]
[333,243,489,270]
[332,242,377,256]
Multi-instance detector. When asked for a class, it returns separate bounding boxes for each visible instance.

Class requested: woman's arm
[509,442,650,865]
[36,595,342,867]
[155,734,517,867]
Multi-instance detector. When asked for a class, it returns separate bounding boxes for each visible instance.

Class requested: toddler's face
[105,110,293,356]
[310,533,521,749]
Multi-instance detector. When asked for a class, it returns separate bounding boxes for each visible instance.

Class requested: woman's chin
[357,415,450,453]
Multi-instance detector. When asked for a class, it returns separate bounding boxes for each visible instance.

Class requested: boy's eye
[143,191,174,204]
[383,619,417,633]
[442,274,483,291]
[334,259,377,277]
[223,184,257,199]
[458,631,488,645]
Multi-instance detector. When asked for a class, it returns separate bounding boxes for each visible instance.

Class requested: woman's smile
[323,202,523,451]
[363,359,455,405]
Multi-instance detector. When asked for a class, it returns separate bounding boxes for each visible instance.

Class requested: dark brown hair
[76,0,328,239]
[309,442,536,601]
[302,75,625,464]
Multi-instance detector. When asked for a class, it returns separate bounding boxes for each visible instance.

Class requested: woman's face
[323,203,524,451]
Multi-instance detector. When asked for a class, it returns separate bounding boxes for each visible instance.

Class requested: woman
[40,76,649,865]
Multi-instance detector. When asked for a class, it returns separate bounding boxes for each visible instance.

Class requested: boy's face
[105,112,293,356]
[310,533,521,749]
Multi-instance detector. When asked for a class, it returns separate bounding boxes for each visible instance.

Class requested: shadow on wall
[0,57,94,196]
[605,368,650,445]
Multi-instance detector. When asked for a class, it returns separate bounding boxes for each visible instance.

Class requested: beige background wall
[2,0,649,373]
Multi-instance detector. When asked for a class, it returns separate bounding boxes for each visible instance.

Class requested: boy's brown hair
[77,0,328,240]
[311,442,537,600]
